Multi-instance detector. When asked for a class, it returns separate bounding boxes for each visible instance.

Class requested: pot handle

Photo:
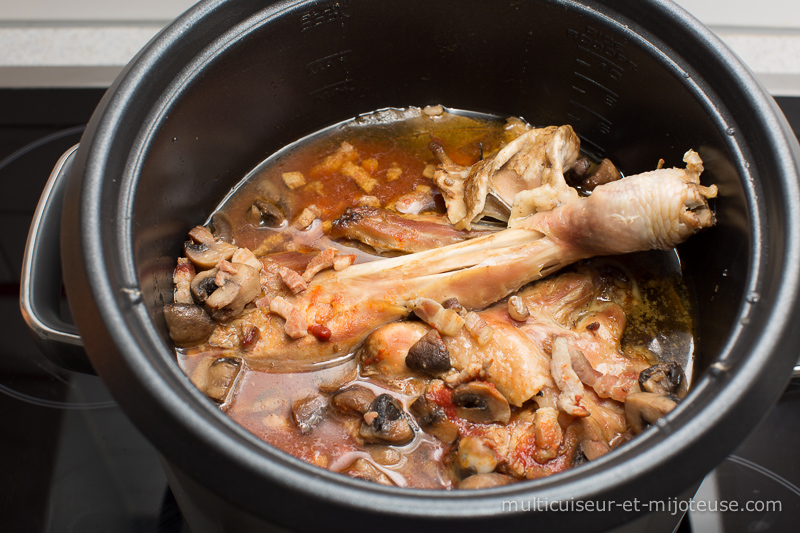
[20,145,94,374]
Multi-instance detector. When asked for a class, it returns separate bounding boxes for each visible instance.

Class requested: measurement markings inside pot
[566,25,638,159]
[300,0,351,32]
[305,50,353,76]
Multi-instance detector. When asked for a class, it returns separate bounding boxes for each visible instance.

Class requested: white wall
[0,0,196,22]
[672,0,800,29]
[1,0,798,92]
[0,1,798,27]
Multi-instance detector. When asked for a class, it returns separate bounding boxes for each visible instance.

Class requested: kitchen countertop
[0,21,799,95]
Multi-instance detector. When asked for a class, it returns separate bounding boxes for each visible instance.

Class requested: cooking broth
[169,106,705,489]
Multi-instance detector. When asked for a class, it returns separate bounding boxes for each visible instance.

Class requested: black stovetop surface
[1,89,798,533]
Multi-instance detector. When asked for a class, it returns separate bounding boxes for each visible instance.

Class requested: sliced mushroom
[625,391,680,434]
[190,268,219,304]
[331,385,376,416]
[638,362,688,399]
[183,227,237,270]
[409,391,459,444]
[456,435,498,474]
[211,212,235,243]
[566,156,591,184]
[582,158,622,191]
[205,280,240,310]
[163,303,216,348]
[405,329,451,375]
[205,357,241,403]
[451,381,510,424]
[340,458,395,486]
[252,199,285,228]
[205,262,262,322]
[292,395,327,434]
[457,472,514,489]
[360,321,428,379]
[358,394,414,445]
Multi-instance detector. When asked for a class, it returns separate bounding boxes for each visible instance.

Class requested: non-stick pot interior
[77,0,798,530]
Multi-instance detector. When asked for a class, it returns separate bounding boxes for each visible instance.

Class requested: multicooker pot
[21,0,800,531]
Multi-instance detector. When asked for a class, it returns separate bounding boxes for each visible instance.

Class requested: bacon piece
[231,247,263,271]
[341,161,378,193]
[570,349,637,402]
[269,296,308,339]
[173,258,195,304]
[550,337,589,417]
[278,266,308,294]
[333,254,356,271]
[302,247,337,282]
[310,141,358,176]
[407,298,464,336]
[241,323,261,349]
[463,311,493,346]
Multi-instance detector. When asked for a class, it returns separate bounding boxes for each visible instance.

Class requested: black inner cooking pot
[27,0,800,531]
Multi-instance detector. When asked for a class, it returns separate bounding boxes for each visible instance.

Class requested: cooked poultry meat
[432,125,580,229]
[329,207,499,254]
[205,150,715,367]
[169,110,716,489]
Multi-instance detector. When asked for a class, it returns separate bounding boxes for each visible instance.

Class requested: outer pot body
[57,0,800,531]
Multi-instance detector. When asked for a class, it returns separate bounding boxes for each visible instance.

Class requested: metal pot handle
[20,145,94,374]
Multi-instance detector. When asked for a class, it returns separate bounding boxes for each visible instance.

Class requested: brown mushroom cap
[163,303,216,347]
[292,395,327,434]
[205,357,242,403]
[582,158,622,191]
[409,393,459,444]
[252,199,286,228]
[340,458,395,486]
[405,329,451,375]
[332,386,376,416]
[358,394,414,445]
[625,391,680,434]
[211,212,235,243]
[638,362,688,398]
[451,381,511,424]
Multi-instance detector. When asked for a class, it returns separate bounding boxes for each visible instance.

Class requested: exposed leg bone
[204,150,715,369]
